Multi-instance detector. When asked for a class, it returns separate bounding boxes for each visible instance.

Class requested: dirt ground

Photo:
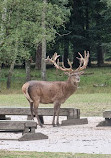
[0,116,111,154]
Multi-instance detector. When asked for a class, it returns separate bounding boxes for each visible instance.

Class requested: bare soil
[0,116,111,154]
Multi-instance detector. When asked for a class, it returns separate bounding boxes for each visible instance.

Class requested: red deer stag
[22,51,89,127]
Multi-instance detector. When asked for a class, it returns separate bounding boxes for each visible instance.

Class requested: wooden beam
[103,111,111,118]
[18,133,48,141]
[0,107,80,118]
[0,120,37,131]
[61,118,88,126]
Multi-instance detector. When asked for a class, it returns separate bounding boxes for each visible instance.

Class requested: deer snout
[76,76,80,82]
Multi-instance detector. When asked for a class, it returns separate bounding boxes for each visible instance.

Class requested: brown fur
[22,72,82,127]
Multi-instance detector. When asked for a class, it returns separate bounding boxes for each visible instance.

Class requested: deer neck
[66,77,78,90]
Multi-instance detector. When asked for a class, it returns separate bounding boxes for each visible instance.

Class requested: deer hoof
[40,124,43,128]
[53,124,56,127]
[57,123,60,127]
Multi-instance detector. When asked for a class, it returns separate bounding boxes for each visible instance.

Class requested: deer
[22,51,89,127]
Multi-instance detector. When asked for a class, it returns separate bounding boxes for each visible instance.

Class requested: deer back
[27,80,77,104]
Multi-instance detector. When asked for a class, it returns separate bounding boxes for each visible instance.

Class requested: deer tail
[22,83,33,103]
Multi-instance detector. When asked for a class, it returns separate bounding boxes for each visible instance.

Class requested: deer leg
[52,102,60,127]
[52,104,57,127]
[56,104,61,126]
[30,102,34,120]
[33,101,43,127]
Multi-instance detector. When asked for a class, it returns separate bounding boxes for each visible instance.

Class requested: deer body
[22,52,89,127]
[22,76,78,126]
[28,80,77,103]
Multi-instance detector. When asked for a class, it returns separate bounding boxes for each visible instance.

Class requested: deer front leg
[52,102,61,127]
[56,104,61,126]
[33,101,43,127]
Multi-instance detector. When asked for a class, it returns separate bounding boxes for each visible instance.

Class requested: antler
[46,52,73,72]
[74,50,89,72]
[46,51,89,73]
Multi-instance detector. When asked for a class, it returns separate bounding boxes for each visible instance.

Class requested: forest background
[0,0,111,91]
[0,1,111,157]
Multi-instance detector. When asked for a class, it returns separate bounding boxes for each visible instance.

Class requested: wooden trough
[0,107,88,126]
[103,110,111,126]
[0,120,48,141]
[97,110,111,127]
[0,107,88,140]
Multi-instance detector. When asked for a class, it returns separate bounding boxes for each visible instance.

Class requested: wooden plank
[18,133,48,141]
[97,118,111,127]
[0,108,31,115]
[0,107,79,118]
[0,120,48,141]
[0,120,36,131]
[0,115,6,120]
[61,118,88,126]
[103,111,111,118]
[0,115,11,120]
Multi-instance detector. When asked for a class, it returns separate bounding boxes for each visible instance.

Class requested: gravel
[0,116,111,154]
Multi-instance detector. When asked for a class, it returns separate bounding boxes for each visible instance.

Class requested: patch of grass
[78,67,111,93]
[0,151,111,158]
[0,93,111,116]
[0,67,111,116]
[64,93,111,116]
[0,67,111,94]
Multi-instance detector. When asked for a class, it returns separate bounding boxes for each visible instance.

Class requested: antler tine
[61,58,73,71]
[62,61,66,69]
[68,59,73,69]
[52,52,60,61]
[74,51,89,72]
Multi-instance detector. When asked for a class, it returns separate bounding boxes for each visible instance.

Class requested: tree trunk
[35,43,42,70]
[7,59,16,89]
[73,51,80,68]
[0,64,2,92]
[97,43,104,67]
[64,38,69,68]
[85,0,91,67]
[7,27,18,89]
[41,0,47,81]
[0,0,7,46]
[41,36,46,81]
[25,60,31,81]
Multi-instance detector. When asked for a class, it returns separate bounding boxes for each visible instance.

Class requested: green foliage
[100,0,111,60]
[102,0,111,7]
[0,0,70,64]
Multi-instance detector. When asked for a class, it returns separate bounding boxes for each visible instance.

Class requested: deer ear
[78,71,84,76]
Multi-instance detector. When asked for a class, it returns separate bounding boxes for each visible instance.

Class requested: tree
[51,0,110,67]
[101,0,111,61]
[0,0,7,90]
[0,0,32,88]
[36,0,71,80]
[41,0,47,81]
[35,44,42,70]
[0,0,71,88]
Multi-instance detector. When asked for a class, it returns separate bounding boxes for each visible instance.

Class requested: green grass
[0,151,111,158]
[0,67,111,116]
[0,67,111,94]
[0,93,110,116]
